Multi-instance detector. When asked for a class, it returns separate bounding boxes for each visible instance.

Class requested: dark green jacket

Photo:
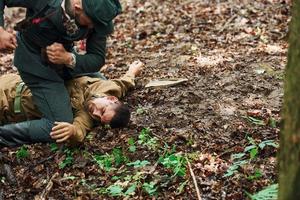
[0,0,108,76]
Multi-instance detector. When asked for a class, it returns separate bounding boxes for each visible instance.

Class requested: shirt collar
[61,0,72,20]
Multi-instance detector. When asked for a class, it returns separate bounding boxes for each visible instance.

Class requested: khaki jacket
[0,73,135,143]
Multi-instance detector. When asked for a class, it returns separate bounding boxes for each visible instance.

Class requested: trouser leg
[0,119,53,147]
[0,72,73,148]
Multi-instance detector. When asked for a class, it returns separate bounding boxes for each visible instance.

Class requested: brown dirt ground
[0,0,290,199]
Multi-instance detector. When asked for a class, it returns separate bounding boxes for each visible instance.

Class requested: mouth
[88,104,94,115]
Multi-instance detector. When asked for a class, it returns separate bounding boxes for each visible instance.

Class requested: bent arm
[69,110,93,144]
[71,33,107,74]
[111,74,136,98]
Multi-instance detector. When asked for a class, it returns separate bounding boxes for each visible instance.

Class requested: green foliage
[16,146,29,159]
[94,154,113,171]
[128,137,136,153]
[0,176,5,183]
[106,184,124,197]
[112,148,127,166]
[247,169,263,181]
[138,128,159,150]
[83,128,192,198]
[246,116,265,126]
[127,160,150,168]
[223,160,247,177]
[224,138,278,177]
[246,184,278,200]
[176,180,189,195]
[59,148,74,169]
[136,105,146,115]
[160,153,187,177]
[258,140,279,149]
[50,143,59,152]
[124,183,137,196]
[143,181,158,196]
[93,147,128,172]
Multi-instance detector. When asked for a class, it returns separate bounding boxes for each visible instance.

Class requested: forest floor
[0,0,290,199]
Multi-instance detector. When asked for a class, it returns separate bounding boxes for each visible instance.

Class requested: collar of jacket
[61,0,72,21]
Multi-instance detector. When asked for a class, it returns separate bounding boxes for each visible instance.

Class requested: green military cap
[82,0,122,35]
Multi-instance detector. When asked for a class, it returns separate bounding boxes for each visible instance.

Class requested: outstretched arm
[111,60,144,98]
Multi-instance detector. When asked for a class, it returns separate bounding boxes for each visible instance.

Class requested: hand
[50,122,76,143]
[127,60,144,77]
[46,42,72,65]
[0,27,17,50]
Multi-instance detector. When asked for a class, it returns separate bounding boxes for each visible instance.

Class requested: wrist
[65,52,73,65]
[65,53,76,68]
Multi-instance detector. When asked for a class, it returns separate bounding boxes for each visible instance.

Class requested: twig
[34,172,59,200]
[0,189,3,200]
[25,145,65,172]
[3,164,17,185]
[186,157,202,200]
[218,14,238,33]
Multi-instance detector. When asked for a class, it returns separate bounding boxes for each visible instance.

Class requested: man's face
[87,96,120,124]
[73,0,94,28]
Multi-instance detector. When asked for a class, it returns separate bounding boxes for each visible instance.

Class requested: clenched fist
[46,42,72,65]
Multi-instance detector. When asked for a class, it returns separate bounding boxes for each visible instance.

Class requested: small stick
[218,14,237,33]
[0,189,3,200]
[34,172,59,200]
[186,157,202,200]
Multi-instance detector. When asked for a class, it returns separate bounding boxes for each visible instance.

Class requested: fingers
[52,122,67,131]
[50,122,75,142]
[56,135,70,143]
[51,132,70,140]
[6,42,16,50]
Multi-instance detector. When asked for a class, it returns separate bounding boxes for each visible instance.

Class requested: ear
[107,96,119,102]
[74,3,83,13]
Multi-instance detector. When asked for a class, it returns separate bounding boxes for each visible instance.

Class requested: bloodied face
[86,96,120,124]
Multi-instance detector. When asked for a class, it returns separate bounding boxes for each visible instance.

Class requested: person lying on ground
[0,61,144,147]
[0,0,122,151]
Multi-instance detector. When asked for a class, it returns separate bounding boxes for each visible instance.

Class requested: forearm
[72,52,105,74]
[111,75,136,98]
[70,33,107,74]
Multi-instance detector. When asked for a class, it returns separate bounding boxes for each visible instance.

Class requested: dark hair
[109,103,131,128]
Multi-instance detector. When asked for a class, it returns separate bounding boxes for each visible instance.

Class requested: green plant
[50,143,59,152]
[136,105,146,115]
[160,153,187,177]
[143,181,158,196]
[59,148,74,169]
[246,116,265,126]
[247,169,263,181]
[127,160,150,168]
[94,153,113,172]
[112,148,127,166]
[16,146,29,159]
[138,128,159,150]
[128,137,136,153]
[106,184,124,197]
[246,184,278,200]
[93,147,128,172]
[176,180,189,195]
[0,176,5,183]
[223,160,247,177]
[224,138,278,177]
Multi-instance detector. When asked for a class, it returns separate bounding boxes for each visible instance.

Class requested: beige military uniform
[0,73,135,143]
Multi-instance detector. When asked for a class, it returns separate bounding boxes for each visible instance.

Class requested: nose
[92,109,102,120]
